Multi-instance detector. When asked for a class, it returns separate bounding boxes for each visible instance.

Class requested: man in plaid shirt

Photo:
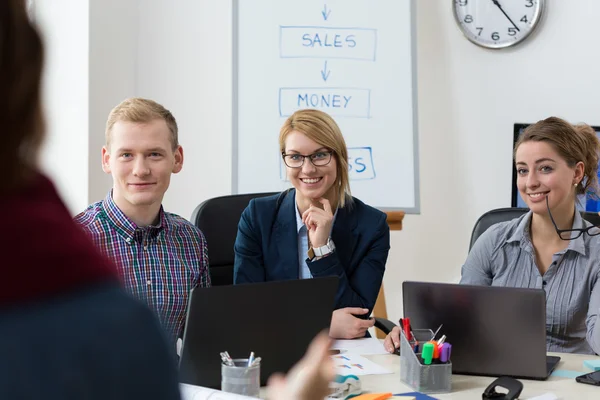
[75,98,211,348]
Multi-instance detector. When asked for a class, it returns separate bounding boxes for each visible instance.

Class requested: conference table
[184,343,600,399]
[357,351,600,399]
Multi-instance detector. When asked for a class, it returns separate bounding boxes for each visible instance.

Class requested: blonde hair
[279,109,352,208]
[105,98,178,150]
[514,116,600,198]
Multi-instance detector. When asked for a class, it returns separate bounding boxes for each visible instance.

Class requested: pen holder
[221,358,261,398]
[399,329,452,394]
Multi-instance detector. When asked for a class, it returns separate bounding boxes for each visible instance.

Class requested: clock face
[453,0,545,49]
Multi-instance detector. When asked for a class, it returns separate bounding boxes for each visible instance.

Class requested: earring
[574,182,579,187]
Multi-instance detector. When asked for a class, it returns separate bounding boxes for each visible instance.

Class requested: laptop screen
[403,281,551,379]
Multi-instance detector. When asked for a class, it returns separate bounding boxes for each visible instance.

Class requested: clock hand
[491,0,520,31]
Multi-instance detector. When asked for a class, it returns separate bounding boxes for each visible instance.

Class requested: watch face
[453,0,544,49]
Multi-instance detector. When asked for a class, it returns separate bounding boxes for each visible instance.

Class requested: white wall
[137,0,233,217]
[38,0,600,323]
[37,0,138,211]
[88,0,139,203]
[36,0,90,213]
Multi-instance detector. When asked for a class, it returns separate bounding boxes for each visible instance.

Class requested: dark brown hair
[0,0,45,192]
[514,117,600,197]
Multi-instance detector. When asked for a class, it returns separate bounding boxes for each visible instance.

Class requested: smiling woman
[459,116,600,355]
[233,109,391,340]
[386,116,600,355]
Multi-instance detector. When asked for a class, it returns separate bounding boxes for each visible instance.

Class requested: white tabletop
[360,351,600,399]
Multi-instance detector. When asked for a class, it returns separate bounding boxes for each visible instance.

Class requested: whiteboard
[233,0,419,212]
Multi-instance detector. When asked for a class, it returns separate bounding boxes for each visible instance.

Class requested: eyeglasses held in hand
[281,151,333,168]
[546,196,600,240]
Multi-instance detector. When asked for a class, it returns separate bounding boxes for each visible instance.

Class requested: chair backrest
[469,207,600,251]
[190,192,279,286]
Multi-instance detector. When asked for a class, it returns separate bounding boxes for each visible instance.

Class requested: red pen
[402,317,411,341]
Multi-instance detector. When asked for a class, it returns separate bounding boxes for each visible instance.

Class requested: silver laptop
[403,281,560,380]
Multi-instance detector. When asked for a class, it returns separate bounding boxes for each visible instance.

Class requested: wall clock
[453,0,545,49]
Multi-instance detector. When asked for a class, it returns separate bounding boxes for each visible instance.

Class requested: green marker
[422,342,434,365]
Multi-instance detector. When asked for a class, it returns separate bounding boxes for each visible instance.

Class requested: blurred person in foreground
[0,1,180,398]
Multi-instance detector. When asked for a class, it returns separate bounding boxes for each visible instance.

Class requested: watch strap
[308,238,335,260]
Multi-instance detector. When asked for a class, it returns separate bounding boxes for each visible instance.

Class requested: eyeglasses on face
[281,151,333,168]
[546,196,600,240]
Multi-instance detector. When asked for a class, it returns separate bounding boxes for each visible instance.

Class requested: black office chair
[190,192,278,286]
[469,207,600,250]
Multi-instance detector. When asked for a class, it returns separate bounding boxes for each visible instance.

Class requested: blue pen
[247,351,255,367]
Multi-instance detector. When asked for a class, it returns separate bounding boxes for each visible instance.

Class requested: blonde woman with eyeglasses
[234,109,390,339]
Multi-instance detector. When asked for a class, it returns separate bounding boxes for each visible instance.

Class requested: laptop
[179,277,339,388]
[402,281,560,380]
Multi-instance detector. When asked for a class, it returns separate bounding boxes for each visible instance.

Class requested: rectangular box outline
[279,25,378,61]
[278,87,371,119]
[348,146,376,180]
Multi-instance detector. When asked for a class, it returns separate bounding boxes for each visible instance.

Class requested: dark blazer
[234,189,390,311]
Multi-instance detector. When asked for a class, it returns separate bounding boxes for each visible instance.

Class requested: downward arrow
[321,61,330,82]
[321,4,331,21]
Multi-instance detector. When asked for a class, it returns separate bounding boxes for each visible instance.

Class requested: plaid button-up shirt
[74,192,210,346]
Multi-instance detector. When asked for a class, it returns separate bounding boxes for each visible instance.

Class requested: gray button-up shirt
[461,210,600,354]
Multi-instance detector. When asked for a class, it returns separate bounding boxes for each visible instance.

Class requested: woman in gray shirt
[384,117,600,355]
[461,117,600,354]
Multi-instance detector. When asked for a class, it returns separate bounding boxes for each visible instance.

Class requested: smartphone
[575,370,600,386]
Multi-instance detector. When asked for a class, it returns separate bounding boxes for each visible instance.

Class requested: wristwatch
[308,238,336,260]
